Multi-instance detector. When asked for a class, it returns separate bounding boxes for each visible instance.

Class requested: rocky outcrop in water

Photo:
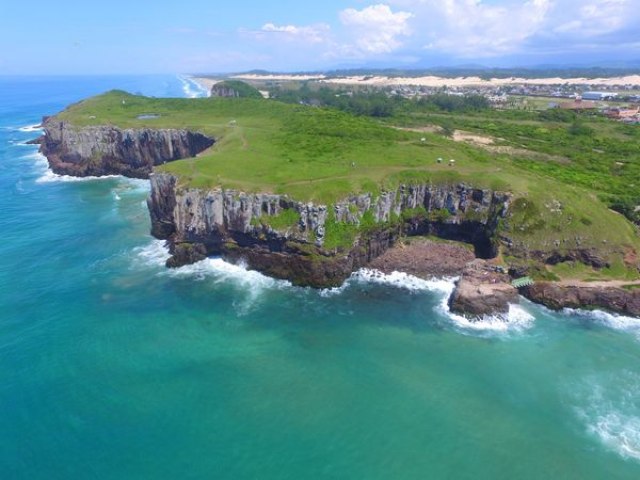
[448,260,519,318]
[40,117,214,178]
[148,173,510,287]
[523,282,640,317]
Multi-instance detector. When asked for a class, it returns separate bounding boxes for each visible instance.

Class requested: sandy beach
[191,77,218,92]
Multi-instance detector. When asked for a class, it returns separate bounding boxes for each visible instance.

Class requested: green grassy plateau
[57,90,640,280]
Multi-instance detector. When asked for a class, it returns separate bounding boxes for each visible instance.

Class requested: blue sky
[1,0,639,74]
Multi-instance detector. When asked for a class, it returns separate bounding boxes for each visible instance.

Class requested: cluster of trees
[269,85,490,118]
[414,93,490,113]
[270,85,398,117]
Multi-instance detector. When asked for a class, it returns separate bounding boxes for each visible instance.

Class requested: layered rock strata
[148,173,510,288]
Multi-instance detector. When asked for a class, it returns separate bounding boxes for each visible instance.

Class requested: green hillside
[57,90,640,280]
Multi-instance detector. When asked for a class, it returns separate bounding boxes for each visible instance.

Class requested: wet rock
[166,243,207,268]
[523,282,640,317]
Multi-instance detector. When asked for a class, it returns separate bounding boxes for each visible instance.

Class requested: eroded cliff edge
[39,117,214,178]
[148,172,510,288]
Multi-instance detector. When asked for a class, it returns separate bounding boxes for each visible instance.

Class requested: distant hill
[211,80,262,99]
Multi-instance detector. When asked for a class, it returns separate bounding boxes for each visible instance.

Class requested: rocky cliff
[523,282,640,317]
[40,117,214,178]
[148,173,510,287]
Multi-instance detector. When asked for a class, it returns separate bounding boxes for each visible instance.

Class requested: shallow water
[1,75,640,479]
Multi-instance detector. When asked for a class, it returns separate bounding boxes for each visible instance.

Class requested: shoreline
[189,76,218,93]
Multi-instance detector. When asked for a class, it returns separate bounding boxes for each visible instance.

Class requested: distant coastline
[193,73,640,89]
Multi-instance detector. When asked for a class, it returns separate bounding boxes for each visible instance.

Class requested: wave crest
[562,307,640,340]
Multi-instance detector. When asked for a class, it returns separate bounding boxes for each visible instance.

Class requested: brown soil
[367,238,476,278]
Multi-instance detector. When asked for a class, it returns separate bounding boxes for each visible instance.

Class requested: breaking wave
[321,268,456,296]
[18,123,43,133]
[36,169,121,184]
[133,240,289,286]
[562,307,640,340]
[131,249,534,334]
[132,240,290,315]
[326,268,535,335]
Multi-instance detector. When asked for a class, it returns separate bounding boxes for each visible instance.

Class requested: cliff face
[40,117,214,178]
[148,173,510,287]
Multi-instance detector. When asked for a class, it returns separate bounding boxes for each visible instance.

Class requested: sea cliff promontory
[38,89,640,319]
[40,116,214,178]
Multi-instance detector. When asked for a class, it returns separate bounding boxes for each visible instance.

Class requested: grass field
[57,90,640,279]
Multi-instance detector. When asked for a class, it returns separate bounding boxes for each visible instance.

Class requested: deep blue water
[2,75,640,479]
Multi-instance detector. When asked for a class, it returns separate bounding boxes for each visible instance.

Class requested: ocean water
[1,75,640,479]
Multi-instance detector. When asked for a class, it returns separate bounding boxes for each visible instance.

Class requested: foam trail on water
[177,75,210,98]
[573,372,640,462]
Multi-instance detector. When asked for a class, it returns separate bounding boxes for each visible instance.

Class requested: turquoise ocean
[2,75,640,479]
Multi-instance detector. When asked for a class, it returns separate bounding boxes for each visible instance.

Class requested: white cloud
[414,0,552,57]
[388,0,639,58]
[555,0,629,36]
[339,4,413,54]
[230,0,640,69]
[247,22,330,44]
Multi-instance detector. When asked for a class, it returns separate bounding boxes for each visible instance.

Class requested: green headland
[55,89,640,281]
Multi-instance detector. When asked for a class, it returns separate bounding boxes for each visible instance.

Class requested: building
[581,91,618,101]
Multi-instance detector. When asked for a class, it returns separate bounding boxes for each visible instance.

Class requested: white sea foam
[25,150,150,192]
[133,239,171,268]
[134,240,289,286]
[574,373,640,462]
[439,293,535,334]
[590,412,640,461]
[562,308,640,340]
[326,268,535,334]
[133,240,291,315]
[36,169,122,184]
[352,268,456,293]
[178,75,210,99]
[18,124,43,133]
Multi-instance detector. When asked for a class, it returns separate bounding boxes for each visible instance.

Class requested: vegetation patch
[262,208,300,230]
[323,208,359,251]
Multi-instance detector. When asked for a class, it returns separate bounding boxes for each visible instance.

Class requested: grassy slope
[58,91,640,280]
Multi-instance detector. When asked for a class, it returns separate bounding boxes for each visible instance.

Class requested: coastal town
[202,73,640,125]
